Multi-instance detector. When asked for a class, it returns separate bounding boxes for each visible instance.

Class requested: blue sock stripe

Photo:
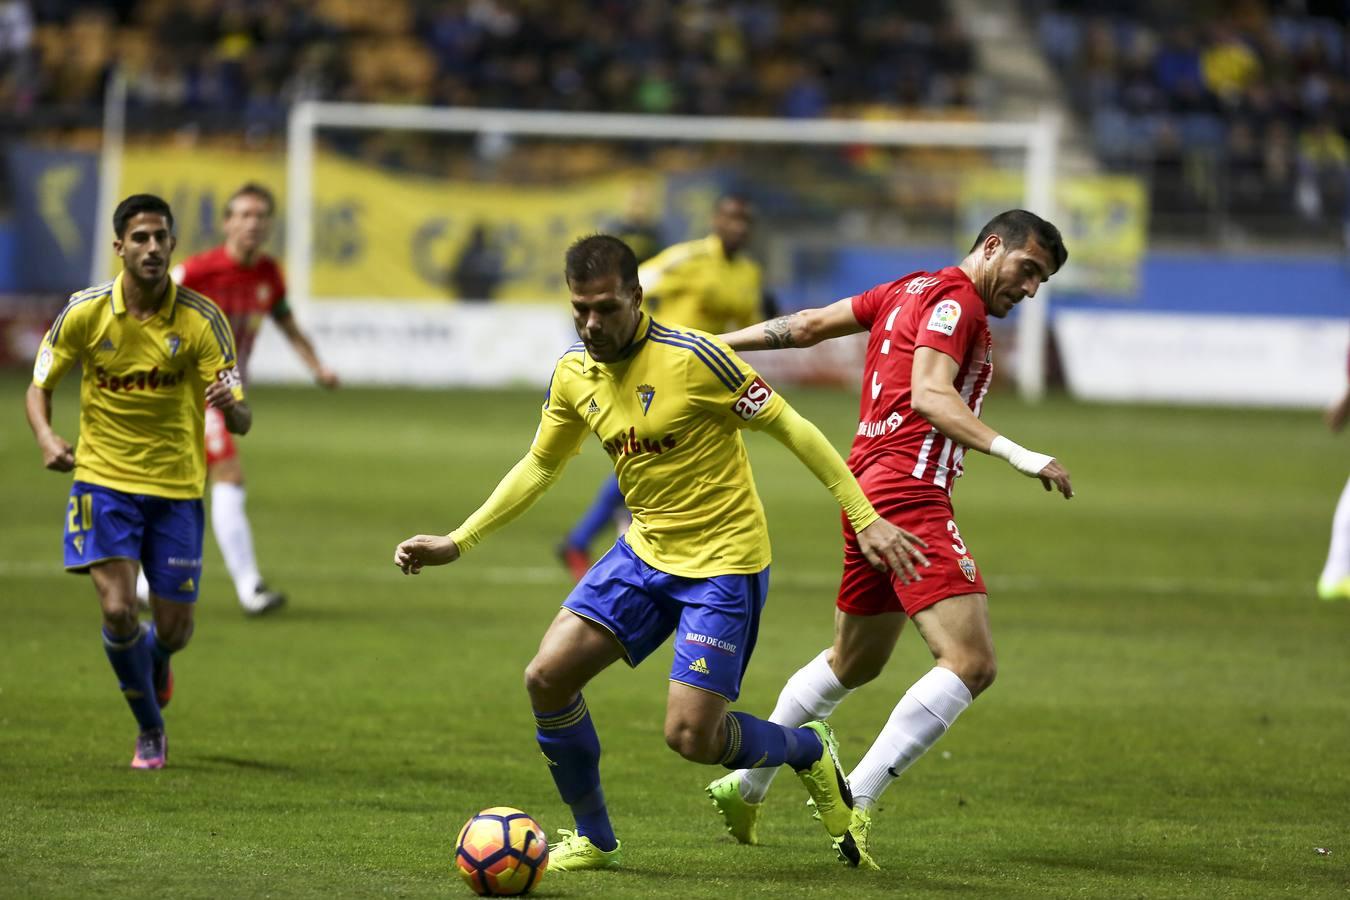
[719,712,743,766]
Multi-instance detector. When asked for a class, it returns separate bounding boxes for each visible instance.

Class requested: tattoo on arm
[764,316,796,349]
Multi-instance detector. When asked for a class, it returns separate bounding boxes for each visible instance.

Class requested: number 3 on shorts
[947,519,967,554]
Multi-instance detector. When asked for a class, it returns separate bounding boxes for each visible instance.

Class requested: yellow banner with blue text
[117,146,652,301]
[957,172,1147,295]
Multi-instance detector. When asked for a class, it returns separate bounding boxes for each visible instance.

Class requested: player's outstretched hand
[39,433,75,472]
[857,518,930,584]
[394,534,460,574]
[1037,459,1074,499]
[315,366,340,389]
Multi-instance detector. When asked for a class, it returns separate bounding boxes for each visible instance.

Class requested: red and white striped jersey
[846,266,993,494]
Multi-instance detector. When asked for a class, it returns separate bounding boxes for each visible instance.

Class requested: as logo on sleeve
[732,377,774,420]
[33,345,53,383]
[216,367,242,391]
[927,299,962,336]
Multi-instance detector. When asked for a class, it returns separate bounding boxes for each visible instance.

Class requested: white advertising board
[1055,311,1347,408]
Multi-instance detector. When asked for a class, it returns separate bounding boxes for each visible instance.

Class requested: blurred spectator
[1034,0,1350,239]
[7,0,978,128]
[450,222,505,302]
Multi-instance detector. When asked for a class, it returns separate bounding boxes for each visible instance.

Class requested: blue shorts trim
[563,539,769,701]
[63,481,205,602]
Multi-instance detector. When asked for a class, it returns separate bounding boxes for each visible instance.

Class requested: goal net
[274,103,1059,394]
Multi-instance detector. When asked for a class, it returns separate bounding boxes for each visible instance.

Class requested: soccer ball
[454,807,549,896]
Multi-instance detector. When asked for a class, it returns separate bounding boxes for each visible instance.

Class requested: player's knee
[664,719,720,764]
[523,659,572,709]
[156,620,194,652]
[951,654,997,697]
[830,646,888,689]
[102,607,139,638]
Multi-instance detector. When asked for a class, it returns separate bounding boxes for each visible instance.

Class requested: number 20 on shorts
[67,493,93,535]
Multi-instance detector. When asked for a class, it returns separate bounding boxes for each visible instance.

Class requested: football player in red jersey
[138,183,337,616]
[706,210,1073,866]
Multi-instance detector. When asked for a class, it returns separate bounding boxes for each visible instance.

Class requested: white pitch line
[0,559,1306,598]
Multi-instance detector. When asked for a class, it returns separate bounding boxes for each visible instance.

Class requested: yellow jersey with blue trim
[638,235,763,334]
[31,274,245,499]
[537,313,784,577]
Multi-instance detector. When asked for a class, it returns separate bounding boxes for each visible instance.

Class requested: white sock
[211,482,263,608]
[739,649,853,803]
[135,567,150,602]
[848,666,973,809]
[1320,476,1350,586]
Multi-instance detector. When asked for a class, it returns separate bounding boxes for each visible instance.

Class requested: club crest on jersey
[927,300,961,336]
[958,555,977,582]
[256,284,271,304]
[636,383,655,415]
[165,333,182,358]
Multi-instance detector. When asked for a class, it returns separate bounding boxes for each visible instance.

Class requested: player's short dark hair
[564,234,639,296]
[716,192,752,211]
[970,209,1068,273]
[113,194,173,238]
[225,182,275,218]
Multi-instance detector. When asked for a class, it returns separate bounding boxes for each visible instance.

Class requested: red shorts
[837,464,987,617]
[204,405,238,467]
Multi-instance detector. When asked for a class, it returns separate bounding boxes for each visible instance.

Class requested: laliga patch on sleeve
[33,345,53,383]
[926,299,962,336]
[732,376,775,420]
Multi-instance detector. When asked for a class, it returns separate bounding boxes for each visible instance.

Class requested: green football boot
[706,771,763,845]
[795,721,860,865]
[1317,576,1350,601]
[547,829,622,872]
[838,806,880,871]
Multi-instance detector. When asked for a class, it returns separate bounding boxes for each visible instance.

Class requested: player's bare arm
[24,384,75,471]
[278,314,339,388]
[205,379,253,435]
[394,534,461,574]
[719,297,864,351]
[912,347,1073,499]
[1326,386,1350,433]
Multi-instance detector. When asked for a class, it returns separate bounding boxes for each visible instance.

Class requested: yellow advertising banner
[958,172,1147,295]
[117,146,653,301]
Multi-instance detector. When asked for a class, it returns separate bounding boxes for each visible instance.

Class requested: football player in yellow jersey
[24,194,250,770]
[557,194,772,580]
[394,235,929,871]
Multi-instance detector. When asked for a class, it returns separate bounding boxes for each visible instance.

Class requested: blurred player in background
[137,182,338,616]
[708,210,1073,868]
[394,234,929,871]
[556,193,773,581]
[1317,347,1350,601]
[25,194,250,769]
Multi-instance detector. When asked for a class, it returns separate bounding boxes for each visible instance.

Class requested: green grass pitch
[1,374,1347,898]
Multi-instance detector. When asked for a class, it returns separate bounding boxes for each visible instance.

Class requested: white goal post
[286,102,1061,399]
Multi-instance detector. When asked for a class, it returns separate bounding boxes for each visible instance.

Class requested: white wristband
[989,435,1054,477]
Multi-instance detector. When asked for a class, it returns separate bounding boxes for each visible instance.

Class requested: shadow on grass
[188,754,299,773]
